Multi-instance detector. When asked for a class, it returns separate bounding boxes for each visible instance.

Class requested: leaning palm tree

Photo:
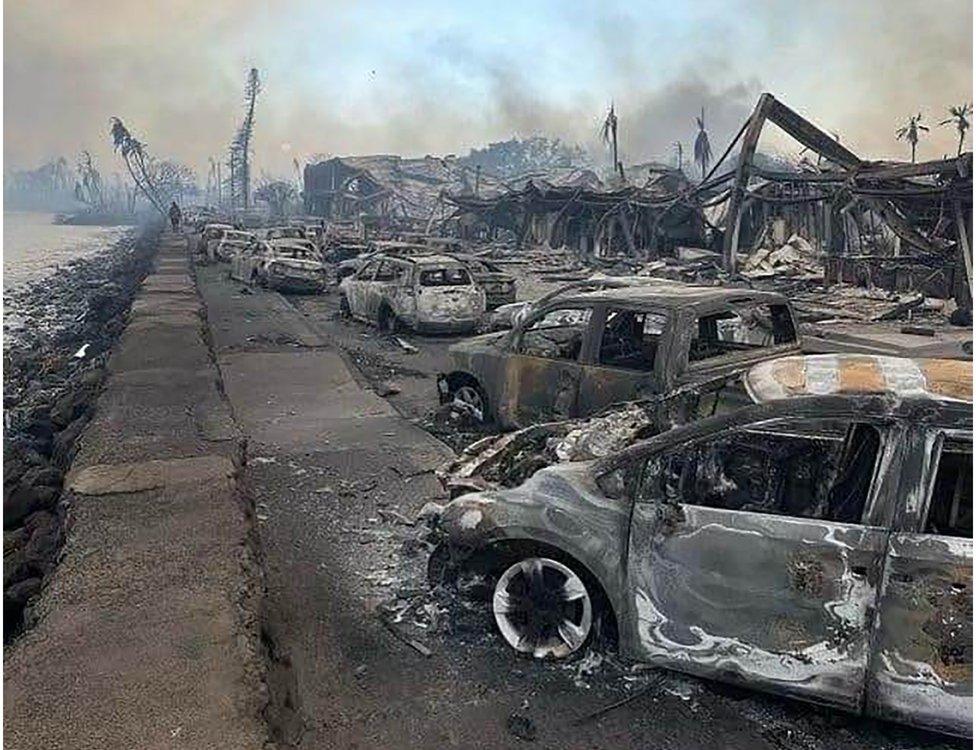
[110,117,165,214]
[896,113,929,163]
[939,103,972,156]
[693,107,712,180]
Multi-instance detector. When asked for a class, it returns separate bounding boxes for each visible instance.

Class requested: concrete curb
[3,232,268,750]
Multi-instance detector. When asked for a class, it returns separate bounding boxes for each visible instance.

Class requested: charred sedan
[451,254,517,309]
[431,354,973,737]
[339,253,486,334]
[261,239,327,293]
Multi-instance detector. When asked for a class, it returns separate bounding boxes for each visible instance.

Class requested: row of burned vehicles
[195,222,329,293]
[426,278,973,738]
[195,222,517,327]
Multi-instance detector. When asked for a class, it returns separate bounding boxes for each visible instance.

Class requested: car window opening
[519,308,592,361]
[599,309,668,372]
[643,420,881,524]
[925,438,973,538]
[689,304,797,362]
[420,268,472,287]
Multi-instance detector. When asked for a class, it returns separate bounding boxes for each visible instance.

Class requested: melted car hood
[448,330,508,354]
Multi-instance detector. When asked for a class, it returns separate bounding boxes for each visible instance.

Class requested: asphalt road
[198,265,964,750]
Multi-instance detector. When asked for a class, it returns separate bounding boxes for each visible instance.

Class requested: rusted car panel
[865,533,972,736]
[747,355,973,404]
[440,282,799,427]
[628,503,889,710]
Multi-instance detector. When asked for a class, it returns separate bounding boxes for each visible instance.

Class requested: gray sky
[4,0,973,180]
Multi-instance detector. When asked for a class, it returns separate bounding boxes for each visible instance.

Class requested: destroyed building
[447,167,702,258]
[442,93,972,315]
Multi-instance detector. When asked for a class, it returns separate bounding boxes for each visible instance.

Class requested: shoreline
[3,222,161,640]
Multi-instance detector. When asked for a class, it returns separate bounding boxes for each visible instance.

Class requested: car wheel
[450,382,487,422]
[492,557,593,659]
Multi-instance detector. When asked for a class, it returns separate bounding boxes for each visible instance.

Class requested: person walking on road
[168,201,182,231]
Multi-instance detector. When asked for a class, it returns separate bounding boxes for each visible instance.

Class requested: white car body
[339,254,485,333]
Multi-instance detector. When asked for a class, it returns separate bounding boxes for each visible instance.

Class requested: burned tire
[492,557,594,659]
[448,377,488,423]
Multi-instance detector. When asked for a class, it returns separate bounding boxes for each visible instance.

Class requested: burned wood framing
[720,94,973,308]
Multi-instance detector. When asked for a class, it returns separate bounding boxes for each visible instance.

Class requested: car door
[503,305,594,426]
[368,259,400,322]
[576,307,670,417]
[865,428,972,737]
[345,260,378,318]
[626,415,894,710]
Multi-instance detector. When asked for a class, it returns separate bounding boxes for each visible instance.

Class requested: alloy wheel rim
[453,386,484,419]
[493,557,592,659]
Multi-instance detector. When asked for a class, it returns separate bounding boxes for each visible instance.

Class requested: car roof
[371,252,465,266]
[566,280,787,309]
[746,354,972,405]
[269,237,315,246]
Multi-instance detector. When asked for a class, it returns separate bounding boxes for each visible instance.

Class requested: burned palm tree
[693,107,712,180]
[109,117,165,214]
[896,113,929,163]
[600,103,622,179]
[75,151,104,209]
[234,67,261,209]
[939,103,972,156]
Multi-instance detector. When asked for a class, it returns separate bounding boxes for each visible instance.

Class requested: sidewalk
[194,263,454,747]
[3,233,267,749]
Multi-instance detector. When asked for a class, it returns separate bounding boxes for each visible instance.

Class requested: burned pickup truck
[437,281,800,427]
[430,355,973,737]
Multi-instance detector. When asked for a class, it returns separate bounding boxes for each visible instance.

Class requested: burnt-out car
[438,282,800,427]
[431,354,973,737]
[451,254,517,309]
[339,253,486,334]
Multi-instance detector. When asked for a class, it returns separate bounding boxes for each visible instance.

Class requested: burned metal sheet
[865,533,972,737]
[627,503,888,710]
[745,354,973,404]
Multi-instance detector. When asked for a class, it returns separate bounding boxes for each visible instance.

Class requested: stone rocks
[52,414,89,472]
[4,468,59,528]
[3,224,161,641]
[5,578,42,607]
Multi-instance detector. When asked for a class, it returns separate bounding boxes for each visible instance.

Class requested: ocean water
[3,211,132,291]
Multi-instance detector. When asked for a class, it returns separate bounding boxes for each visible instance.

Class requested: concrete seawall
[3,232,267,749]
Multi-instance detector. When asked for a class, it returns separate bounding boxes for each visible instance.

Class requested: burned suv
[339,253,486,334]
[438,281,800,426]
[432,355,973,737]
